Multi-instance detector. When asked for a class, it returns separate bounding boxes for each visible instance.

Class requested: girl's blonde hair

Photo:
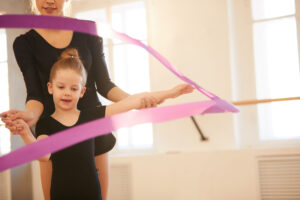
[29,0,71,16]
[49,48,87,86]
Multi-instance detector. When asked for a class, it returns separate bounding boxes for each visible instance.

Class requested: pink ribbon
[0,14,238,172]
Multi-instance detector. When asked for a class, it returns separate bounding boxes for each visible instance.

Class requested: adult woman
[1,0,157,199]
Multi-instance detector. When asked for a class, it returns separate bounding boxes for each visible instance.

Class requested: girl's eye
[72,88,78,91]
[58,86,64,89]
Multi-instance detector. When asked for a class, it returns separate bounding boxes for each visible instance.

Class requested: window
[0,29,10,155]
[251,0,300,141]
[76,1,153,151]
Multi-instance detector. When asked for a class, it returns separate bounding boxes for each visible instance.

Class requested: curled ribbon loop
[0,14,238,172]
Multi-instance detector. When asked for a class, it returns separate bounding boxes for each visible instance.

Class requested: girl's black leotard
[35,106,114,200]
[13,29,116,155]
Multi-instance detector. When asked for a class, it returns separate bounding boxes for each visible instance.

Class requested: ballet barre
[191,96,300,141]
[232,96,300,106]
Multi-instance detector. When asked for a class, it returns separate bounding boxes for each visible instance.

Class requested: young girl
[1,0,159,199]
[12,48,194,199]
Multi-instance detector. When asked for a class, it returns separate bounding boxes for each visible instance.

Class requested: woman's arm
[1,35,45,129]
[25,100,44,126]
[90,36,160,108]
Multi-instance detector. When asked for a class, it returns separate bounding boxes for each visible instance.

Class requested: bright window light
[75,1,153,150]
[75,9,108,42]
[111,2,152,149]
[252,2,300,141]
[251,0,295,20]
[253,18,300,99]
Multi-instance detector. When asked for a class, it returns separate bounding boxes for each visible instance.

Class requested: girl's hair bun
[60,48,80,60]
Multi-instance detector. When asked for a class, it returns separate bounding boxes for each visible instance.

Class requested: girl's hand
[0,110,35,127]
[5,119,31,136]
[169,84,194,98]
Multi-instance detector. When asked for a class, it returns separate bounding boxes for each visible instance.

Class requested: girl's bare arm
[106,84,194,117]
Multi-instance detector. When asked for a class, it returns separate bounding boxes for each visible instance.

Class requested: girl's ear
[80,87,86,98]
[47,82,53,95]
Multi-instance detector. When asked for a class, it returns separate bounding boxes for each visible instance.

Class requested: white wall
[146,0,235,152]
[109,147,300,200]
[228,0,260,149]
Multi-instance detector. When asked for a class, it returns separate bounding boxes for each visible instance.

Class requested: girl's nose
[64,89,71,96]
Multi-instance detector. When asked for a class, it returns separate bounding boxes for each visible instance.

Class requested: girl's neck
[51,109,81,127]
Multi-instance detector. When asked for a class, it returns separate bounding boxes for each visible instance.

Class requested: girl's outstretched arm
[106,84,194,117]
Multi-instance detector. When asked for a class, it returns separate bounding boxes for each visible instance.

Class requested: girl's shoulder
[35,115,52,137]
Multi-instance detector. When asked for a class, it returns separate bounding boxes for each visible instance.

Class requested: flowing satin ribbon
[0,14,238,172]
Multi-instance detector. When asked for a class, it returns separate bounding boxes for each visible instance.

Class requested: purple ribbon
[0,14,238,172]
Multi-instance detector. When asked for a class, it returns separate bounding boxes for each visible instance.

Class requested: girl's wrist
[20,127,31,137]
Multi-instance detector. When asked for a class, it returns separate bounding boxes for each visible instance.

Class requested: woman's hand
[0,110,35,126]
[0,110,35,134]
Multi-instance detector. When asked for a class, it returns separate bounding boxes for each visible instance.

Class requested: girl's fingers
[16,124,24,131]
[4,119,26,135]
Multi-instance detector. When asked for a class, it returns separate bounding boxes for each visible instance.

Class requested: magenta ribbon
[0,14,238,172]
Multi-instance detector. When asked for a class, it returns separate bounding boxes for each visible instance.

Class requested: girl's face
[35,0,69,16]
[48,69,86,112]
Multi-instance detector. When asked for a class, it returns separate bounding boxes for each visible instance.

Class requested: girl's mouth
[43,7,57,14]
[61,99,72,103]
